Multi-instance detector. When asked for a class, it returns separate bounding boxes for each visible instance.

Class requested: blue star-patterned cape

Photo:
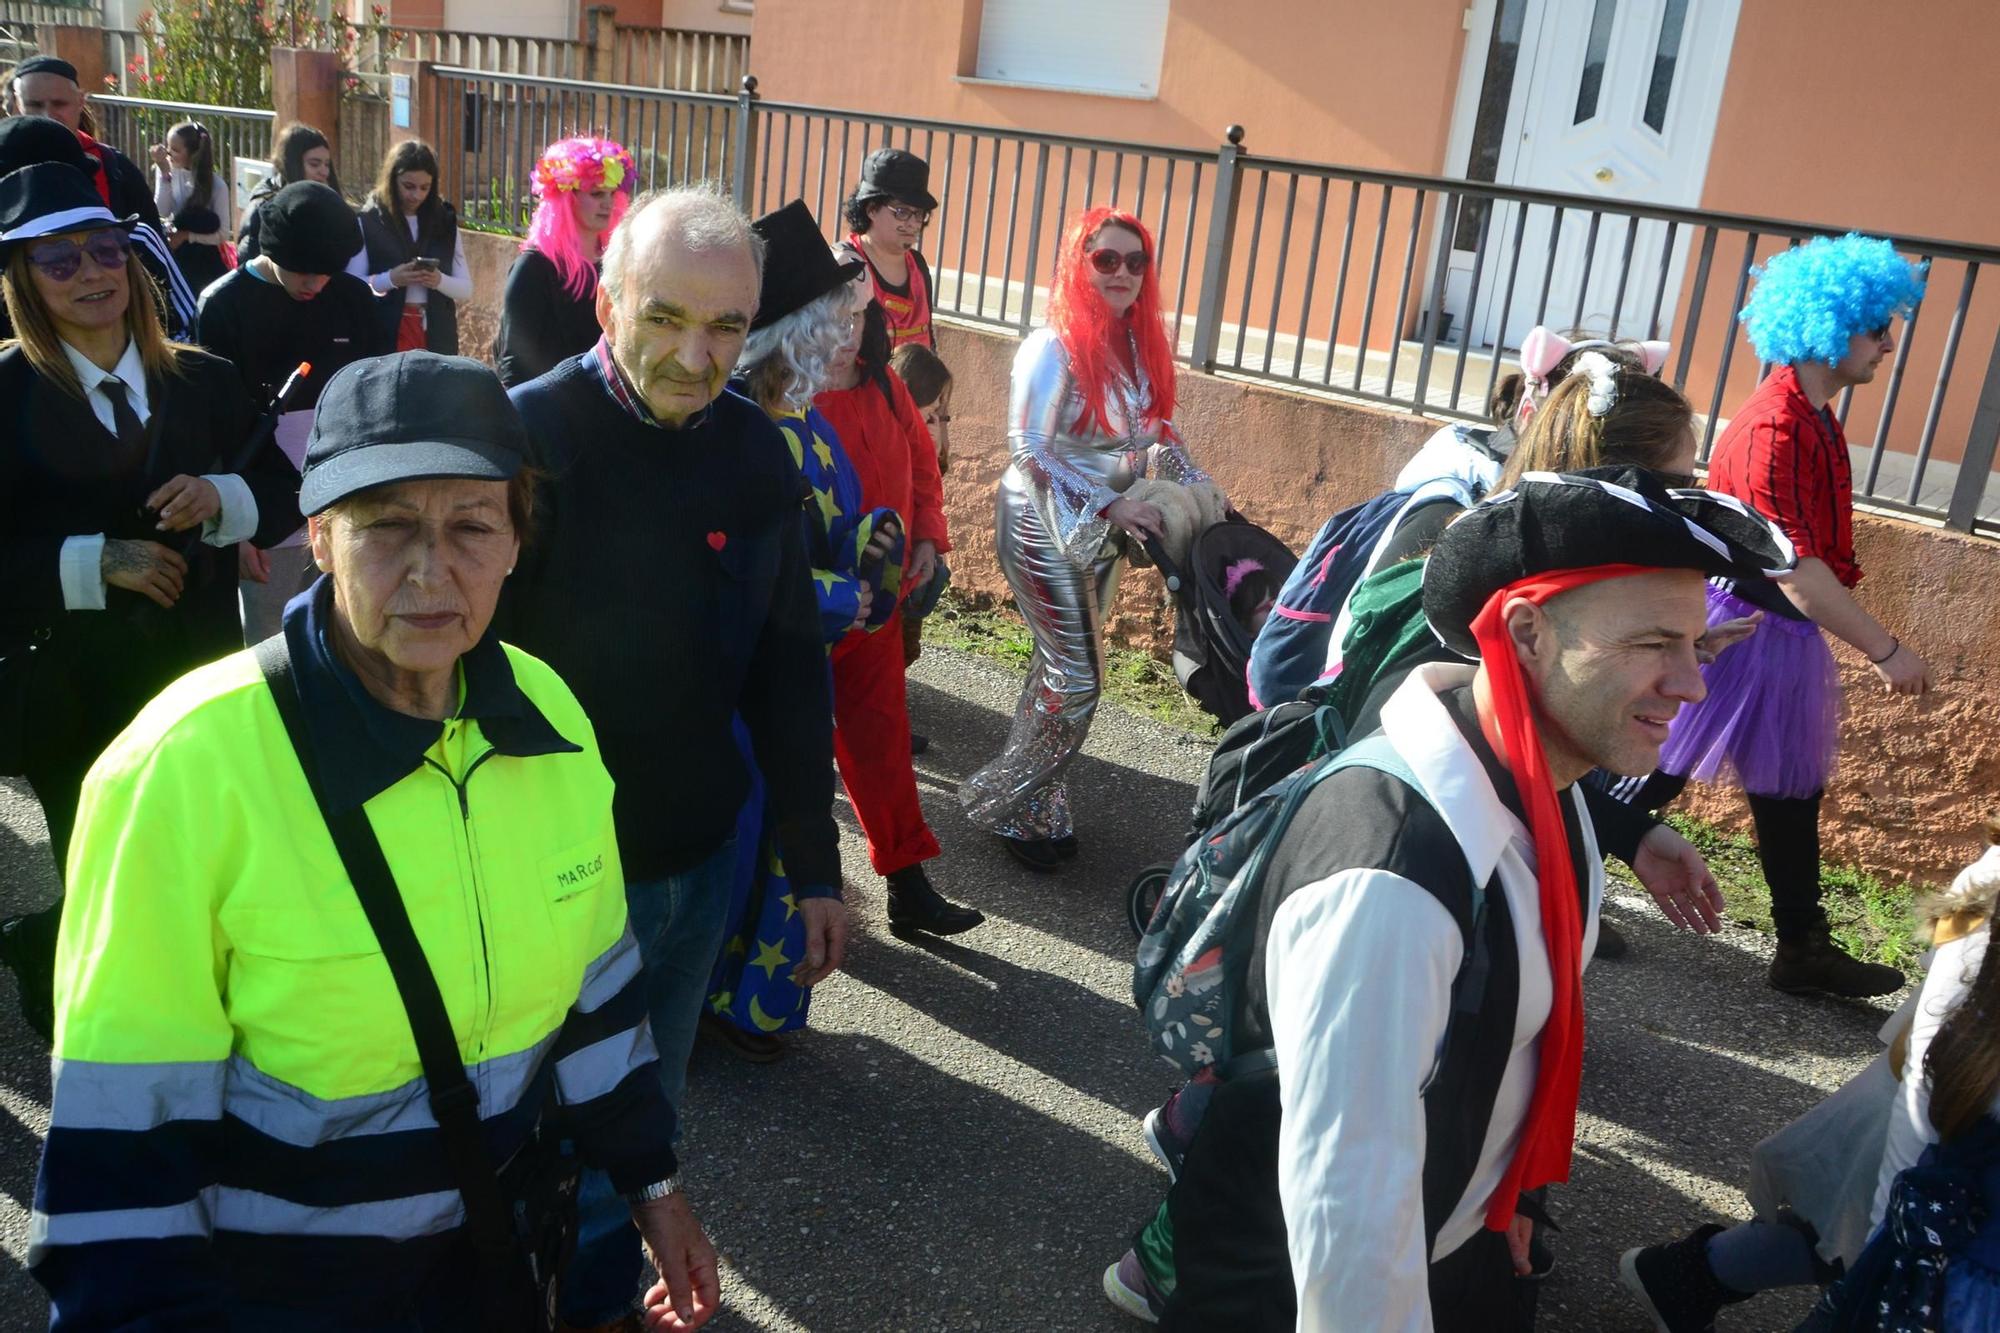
[777,406,904,643]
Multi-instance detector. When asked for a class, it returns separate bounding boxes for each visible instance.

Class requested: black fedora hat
[0,161,134,257]
[0,115,92,179]
[855,147,938,214]
[750,199,864,331]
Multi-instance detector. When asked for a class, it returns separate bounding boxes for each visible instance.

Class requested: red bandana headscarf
[1470,561,1653,1231]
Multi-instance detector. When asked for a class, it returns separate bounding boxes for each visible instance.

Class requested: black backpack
[1187,685,1346,841]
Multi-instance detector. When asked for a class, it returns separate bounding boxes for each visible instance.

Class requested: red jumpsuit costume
[814,369,951,875]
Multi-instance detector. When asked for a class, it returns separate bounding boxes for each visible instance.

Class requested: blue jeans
[559,834,739,1324]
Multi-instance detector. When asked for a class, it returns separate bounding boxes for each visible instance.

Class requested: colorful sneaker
[1102,1249,1164,1324]
[1142,1085,1201,1180]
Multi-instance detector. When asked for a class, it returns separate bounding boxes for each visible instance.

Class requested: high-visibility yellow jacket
[31,604,676,1328]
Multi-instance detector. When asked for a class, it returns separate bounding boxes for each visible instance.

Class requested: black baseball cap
[300,352,529,514]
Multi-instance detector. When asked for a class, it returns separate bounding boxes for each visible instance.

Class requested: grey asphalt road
[0,646,1901,1331]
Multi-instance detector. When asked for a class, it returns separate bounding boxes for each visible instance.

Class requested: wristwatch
[624,1174,682,1207]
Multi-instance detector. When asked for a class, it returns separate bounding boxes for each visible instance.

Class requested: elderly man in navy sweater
[505,185,844,1330]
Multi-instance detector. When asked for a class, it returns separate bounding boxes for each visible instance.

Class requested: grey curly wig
[737,284,855,417]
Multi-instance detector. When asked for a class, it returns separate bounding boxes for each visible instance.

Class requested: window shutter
[975,0,1170,97]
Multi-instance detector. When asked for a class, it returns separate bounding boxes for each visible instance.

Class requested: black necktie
[99,377,146,453]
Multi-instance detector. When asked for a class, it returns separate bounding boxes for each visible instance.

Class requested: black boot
[886,865,985,938]
[1768,930,1905,998]
[909,732,930,756]
[996,833,1060,873]
[1051,833,1080,861]
[1619,1224,1753,1333]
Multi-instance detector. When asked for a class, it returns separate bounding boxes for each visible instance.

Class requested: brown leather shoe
[697,1010,787,1063]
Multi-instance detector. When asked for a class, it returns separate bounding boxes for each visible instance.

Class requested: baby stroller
[1124,517,1298,935]
[1140,517,1298,729]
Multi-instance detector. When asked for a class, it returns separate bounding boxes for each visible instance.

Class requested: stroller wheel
[1126,864,1172,939]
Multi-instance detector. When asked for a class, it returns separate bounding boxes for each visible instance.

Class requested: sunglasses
[884,203,930,225]
[1088,248,1148,276]
[25,230,131,282]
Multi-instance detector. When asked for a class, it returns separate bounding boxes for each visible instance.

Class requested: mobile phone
[410,257,440,272]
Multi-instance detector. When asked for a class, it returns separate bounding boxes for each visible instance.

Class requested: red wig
[1045,205,1178,436]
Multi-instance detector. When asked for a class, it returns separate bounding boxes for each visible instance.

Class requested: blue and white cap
[0,161,133,253]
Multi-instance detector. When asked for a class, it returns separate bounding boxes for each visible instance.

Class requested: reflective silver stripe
[50,1057,225,1132]
[29,1195,212,1261]
[575,930,642,1014]
[211,1185,464,1240]
[223,1030,557,1148]
[555,1021,657,1106]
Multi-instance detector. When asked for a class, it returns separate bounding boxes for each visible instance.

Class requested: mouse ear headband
[1515,327,1670,426]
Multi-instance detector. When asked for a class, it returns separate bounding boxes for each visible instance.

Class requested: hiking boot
[996,832,1060,873]
[886,865,985,938]
[1052,833,1080,860]
[1768,930,1904,998]
[696,1010,785,1063]
[1594,917,1629,960]
[1102,1249,1164,1324]
[1619,1224,1751,1332]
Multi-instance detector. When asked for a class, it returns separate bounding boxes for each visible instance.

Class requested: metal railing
[90,93,276,223]
[429,67,742,237]
[429,74,2000,535]
[1193,153,2000,533]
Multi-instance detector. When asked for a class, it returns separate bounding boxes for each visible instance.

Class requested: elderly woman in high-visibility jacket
[31,353,719,1331]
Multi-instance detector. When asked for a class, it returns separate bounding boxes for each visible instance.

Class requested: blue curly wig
[1738,234,1926,366]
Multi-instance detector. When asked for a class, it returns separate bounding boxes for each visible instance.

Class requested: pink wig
[524,135,636,301]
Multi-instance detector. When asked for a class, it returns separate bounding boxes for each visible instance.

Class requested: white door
[1459,0,1742,349]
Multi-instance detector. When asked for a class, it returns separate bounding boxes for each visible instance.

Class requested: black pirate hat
[1423,466,1796,658]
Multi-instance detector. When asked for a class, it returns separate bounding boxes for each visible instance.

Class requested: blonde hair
[1498,365,1693,488]
[1,243,190,399]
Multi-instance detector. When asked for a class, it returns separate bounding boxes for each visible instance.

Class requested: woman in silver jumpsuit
[960,206,1217,871]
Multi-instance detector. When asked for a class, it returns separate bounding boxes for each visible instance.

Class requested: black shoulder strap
[253,634,523,1273]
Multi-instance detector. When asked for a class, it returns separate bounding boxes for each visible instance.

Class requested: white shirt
[150,165,231,242]
[1872,925,1996,1224]
[352,213,472,309]
[56,340,259,610]
[1267,663,1600,1332]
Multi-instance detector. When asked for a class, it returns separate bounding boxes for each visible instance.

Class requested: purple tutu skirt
[1656,585,1843,799]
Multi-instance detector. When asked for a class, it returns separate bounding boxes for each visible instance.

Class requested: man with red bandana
[1146,469,1794,1331]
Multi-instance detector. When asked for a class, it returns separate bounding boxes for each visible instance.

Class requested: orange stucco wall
[748,0,1469,168]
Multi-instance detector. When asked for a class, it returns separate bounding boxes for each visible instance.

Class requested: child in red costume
[815,269,982,936]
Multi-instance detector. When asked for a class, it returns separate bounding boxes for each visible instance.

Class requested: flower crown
[531,137,635,200]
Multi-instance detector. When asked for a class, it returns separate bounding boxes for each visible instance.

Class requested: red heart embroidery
[706,531,727,551]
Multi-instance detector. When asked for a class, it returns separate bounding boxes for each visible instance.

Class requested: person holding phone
[352,139,467,354]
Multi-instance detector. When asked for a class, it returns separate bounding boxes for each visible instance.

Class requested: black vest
[357,201,459,355]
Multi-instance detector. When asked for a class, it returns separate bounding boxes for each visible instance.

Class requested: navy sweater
[505,354,841,891]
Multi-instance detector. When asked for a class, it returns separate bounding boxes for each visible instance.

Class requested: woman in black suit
[0,162,302,1035]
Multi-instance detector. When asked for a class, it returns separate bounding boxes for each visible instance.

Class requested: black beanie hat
[258,180,362,275]
[9,56,80,86]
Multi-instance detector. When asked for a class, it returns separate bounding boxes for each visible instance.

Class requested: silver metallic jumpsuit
[959,326,1210,840]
